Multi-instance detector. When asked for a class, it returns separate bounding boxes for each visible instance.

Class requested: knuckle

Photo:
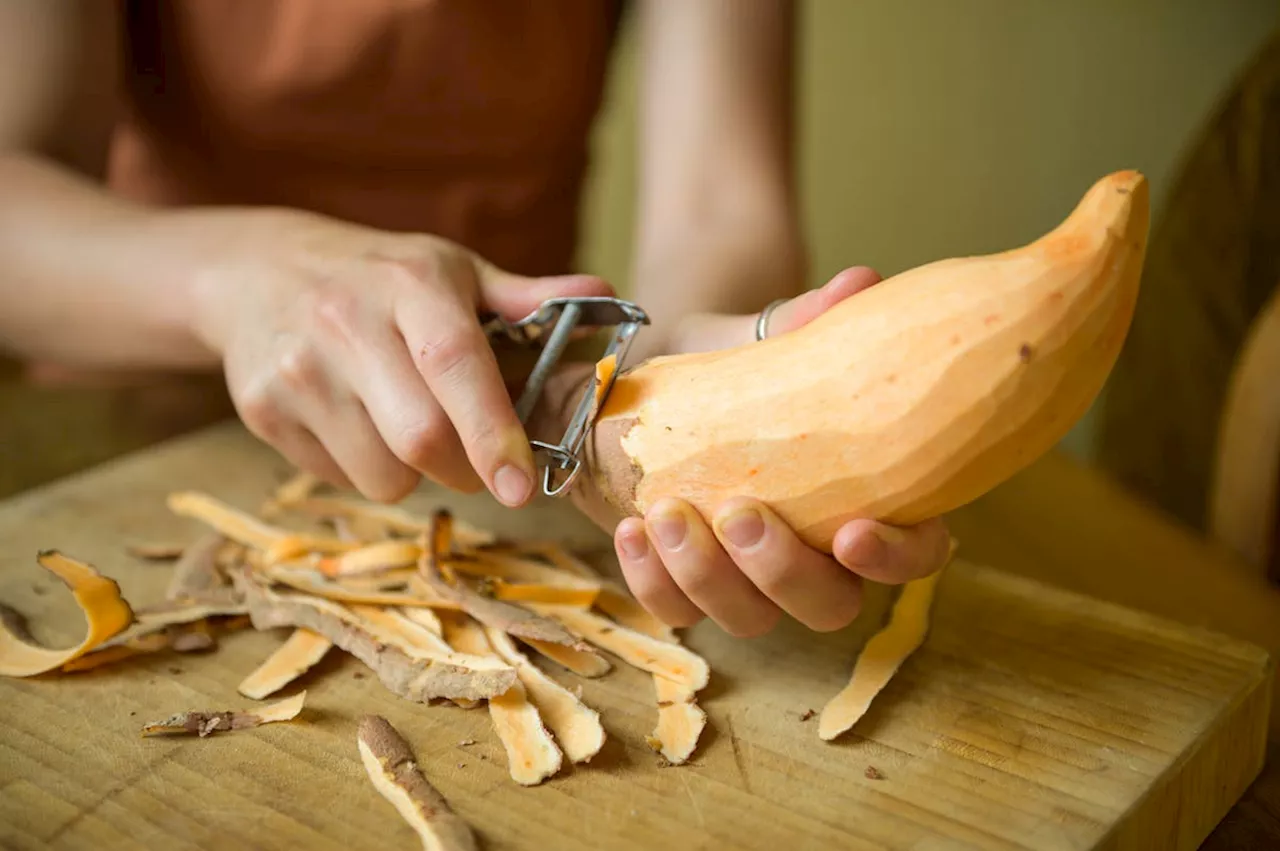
[416,331,475,382]
[274,343,323,393]
[236,391,285,439]
[391,416,453,472]
[361,469,419,505]
[305,288,363,344]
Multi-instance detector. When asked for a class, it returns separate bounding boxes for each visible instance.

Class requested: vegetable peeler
[482,297,649,497]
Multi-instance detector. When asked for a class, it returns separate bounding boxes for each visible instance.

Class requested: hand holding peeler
[482,297,649,498]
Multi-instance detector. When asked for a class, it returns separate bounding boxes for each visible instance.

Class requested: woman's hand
[186,208,612,506]
[539,267,952,638]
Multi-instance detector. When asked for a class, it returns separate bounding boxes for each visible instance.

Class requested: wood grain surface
[0,423,1272,850]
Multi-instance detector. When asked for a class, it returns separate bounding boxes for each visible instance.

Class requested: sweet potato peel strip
[529,604,709,691]
[818,569,944,741]
[357,714,478,851]
[485,626,605,764]
[651,675,706,764]
[238,629,333,700]
[141,691,307,737]
[443,616,562,785]
[0,551,135,677]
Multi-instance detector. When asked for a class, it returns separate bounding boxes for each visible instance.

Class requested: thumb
[765,266,882,338]
[474,260,616,322]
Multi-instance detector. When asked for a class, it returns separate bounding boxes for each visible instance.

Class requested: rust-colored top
[107,0,625,275]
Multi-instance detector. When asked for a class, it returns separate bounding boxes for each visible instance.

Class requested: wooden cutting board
[0,423,1272,851]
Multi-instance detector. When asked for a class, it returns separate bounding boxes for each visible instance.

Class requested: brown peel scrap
[141,690,306,737]
[528,604,709,691]
[319,541,420,577]
[356,715,478,851]
[165,533,229,602]
[818,569,944,741]
[0,551,135,677]
[167,491,290,551]
[651,675,706,765]
[484,626,605,764]
[443,616,563,786]
[235,570,516,702]
[238,629,333,700]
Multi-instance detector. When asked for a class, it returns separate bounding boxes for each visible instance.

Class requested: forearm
[0,152,223,370]
[630,0,803,361]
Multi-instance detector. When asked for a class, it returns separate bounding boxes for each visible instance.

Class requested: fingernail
[618,530,649,561]
[493,464,532,506]
[650,510,687,550]
[719,508,765,549]
[874,525,905,545]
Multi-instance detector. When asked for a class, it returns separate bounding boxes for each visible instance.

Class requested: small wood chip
[357,715,478,851]
[800,709,815,722]
[126,543,186,561]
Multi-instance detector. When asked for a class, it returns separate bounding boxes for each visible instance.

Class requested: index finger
[395,287,536,509]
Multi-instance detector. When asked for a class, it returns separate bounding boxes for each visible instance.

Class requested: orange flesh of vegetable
[651,675,706,765]
[238,628,333,700]
[0,551,135,677]
[356,715,479,851]
[141,690,307,737]
[584,172,1149,551]
[818,569,944,741]
[443,616,563,786]
[528,604,709,690]
[318,541,421,576]
[167,491,290,550]
[519,637,613,678]
[484,625,605,764]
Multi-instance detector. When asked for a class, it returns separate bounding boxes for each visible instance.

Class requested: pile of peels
[0,470,946,845]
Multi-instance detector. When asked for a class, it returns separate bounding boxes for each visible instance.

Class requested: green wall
[575,1,1280,459]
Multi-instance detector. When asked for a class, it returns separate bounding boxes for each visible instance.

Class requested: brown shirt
[107,0,625,276]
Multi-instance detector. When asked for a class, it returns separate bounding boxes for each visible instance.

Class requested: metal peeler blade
[484,296,649,497]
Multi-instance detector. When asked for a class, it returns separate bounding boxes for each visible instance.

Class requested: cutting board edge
[1096,660,1273,851]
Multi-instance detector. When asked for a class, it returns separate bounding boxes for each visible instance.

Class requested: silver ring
[755,298,787,341]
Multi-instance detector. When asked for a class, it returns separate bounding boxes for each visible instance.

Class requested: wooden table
[2,422,1279,849]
